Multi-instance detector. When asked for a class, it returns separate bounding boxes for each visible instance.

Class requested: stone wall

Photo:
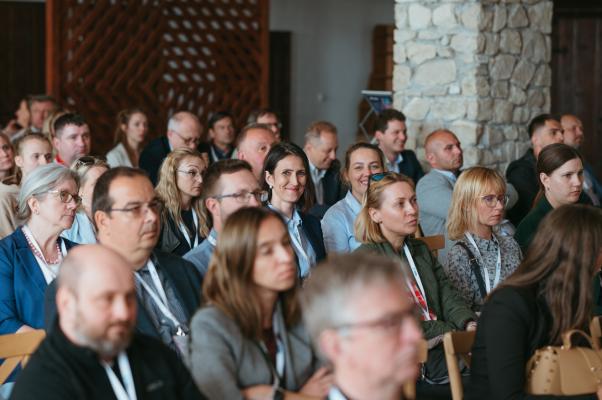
[393,0,553,170]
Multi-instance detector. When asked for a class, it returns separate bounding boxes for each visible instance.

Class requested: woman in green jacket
[354,172,475,384]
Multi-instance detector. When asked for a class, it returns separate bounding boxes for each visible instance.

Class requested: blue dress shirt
[321,191,362,254]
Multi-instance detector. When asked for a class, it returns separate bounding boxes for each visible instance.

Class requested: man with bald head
[13,245,204,399]
[45,167,202,358]
[139,111,203,185]
[235,122,276,180]
[561,114,601,206]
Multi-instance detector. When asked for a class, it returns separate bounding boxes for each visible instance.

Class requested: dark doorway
[551,0,602,178]
[269,31,291,141]
[0,1,45,127]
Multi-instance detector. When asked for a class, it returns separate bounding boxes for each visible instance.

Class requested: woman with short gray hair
[0,163,80,335]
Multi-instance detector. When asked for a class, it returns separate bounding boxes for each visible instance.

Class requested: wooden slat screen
[46,0,269,155]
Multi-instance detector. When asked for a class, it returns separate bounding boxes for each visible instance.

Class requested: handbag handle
[562,329,599,350]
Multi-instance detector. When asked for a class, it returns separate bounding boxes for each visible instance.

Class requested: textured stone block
[490,54,516,80]
[509,85,527,105]
[433,4,457,27]
[409,4,432,29]
[507,5,528,28]
[393,65,412,90]
[403,97,431,120]
[431,98,467,120]
[451,33,479,54]
[406,42,437,64]
[491,81,509,99]
[493,99,514,123]
[451,120,481,146]
[528,1,553,34]
[415,59,457,86]
[499,29,521,54]
[511,60,536,89]
[461,3,482,30]
[492,5,507,32]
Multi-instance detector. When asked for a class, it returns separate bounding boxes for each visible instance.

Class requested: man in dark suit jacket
[46,167,202,358]
[139,111,203,185]
[374,108,424,184]
[506,114,565,225]
[25,245,205,400]
[303,121,345,219]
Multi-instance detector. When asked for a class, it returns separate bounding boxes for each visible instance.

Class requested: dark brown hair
[497,204,602,344]
[533,143,583,206]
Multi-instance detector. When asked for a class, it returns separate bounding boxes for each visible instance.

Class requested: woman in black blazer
[262,142,326,278]
[467,204,602,400]
[155,148,208,256]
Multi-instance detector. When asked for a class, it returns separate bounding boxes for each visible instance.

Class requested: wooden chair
[416,234,445,257]
[443,330,476,400]
[402,338,428,400]
[0,330,46,384]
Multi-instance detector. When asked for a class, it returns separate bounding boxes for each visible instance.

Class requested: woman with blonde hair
[106,108,148,167]
[354,172,475,384]
[155,148,207,256]
[61,156,109,244]
[445,167,522,312]
[189,207,330,399]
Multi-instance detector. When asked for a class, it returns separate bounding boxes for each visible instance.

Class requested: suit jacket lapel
[14,229,47,294]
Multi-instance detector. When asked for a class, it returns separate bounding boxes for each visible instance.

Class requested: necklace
[24,231,62,264]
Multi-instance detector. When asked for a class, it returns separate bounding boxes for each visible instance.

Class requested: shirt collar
[344,190,362,214]
[268,203,301,226]
[327,386,349,400]
[434,168,458,183]
[385,152,403,169]
[309,162,327,181]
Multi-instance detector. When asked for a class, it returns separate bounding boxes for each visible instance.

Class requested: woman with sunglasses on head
[515,143,587,252]
[156,148,208,256]
[106,108,148,167]
[61,156,109,244]
[0,164,79,335]
[355,172,475,384]
[262,142,326,278]
[189,207,330,399]
[445,167,522,313]
[467,205,602,400]
[322,142,386,254]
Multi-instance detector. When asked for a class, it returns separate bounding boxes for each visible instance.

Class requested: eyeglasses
[264,122,282,130]
[47,190,82,206]
[481,194,509,208]
[367,172,397,195]
[73,156,106,170]
[107,199,164,217]
[212,190,269,203]
[334,309,418,336]
[171,130,201,147]
[177,169,204,180]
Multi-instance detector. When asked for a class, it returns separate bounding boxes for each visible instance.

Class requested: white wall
[269,0,394,156]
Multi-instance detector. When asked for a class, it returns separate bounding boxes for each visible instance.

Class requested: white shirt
[385,153,403,173]
[309,162,327,204]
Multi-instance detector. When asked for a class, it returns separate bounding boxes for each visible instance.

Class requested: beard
[71,309,134,360]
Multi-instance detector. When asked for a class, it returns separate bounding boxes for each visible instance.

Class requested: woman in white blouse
[321,142,385,253]
[106,108,148,167]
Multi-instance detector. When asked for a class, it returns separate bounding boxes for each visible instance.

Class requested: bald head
[167,111,203,150]
[57,245,137,360]
[424,129,463,172]
[560,114,584,149]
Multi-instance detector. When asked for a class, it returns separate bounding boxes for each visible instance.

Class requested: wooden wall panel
[47,0,269,155]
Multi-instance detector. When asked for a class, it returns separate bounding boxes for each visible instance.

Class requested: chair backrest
[402,338,429,400]
[443,330,476,400]
[417,235,445,257]
[0,330,46,384]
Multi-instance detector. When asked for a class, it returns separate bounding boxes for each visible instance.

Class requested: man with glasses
[45,167,202,358]
[248,108,282,142]
[139,111,203,185]
[184,160,265,276]
[301,252,422,400]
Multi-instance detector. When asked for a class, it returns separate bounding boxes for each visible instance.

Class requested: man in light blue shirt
[184,160,264,276]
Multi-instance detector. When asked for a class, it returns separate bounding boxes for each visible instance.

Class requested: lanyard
[465,233,501,293]
[22,225,67,284]
[403,244,431,321]
[178,209,199,248]
[102,352,137,400]
[134,261,184,333]
[257,310,285,388]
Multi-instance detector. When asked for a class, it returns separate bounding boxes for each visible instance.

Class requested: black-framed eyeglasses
[47,190,82,206]
[481,194,509,208]
[212,190,269,203]
[334,309,418,336]
[107,199,164,217]
[171,130,201,147]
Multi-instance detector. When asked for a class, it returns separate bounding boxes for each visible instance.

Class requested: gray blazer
[416,170,455,263]
[189,303,320,399]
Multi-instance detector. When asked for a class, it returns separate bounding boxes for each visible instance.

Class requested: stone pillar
[393,0,553,170]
